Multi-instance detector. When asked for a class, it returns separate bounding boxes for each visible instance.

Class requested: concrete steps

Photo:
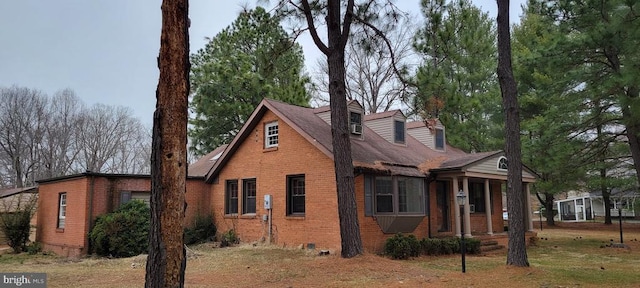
[480,239,504,252]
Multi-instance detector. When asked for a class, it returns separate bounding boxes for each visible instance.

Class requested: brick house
[204,99,537,252]
[36,98,537,256]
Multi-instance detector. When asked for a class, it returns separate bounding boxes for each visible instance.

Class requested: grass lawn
[1,222,639,287]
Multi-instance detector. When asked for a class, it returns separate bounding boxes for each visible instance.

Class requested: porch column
[453,177,461,237]
[525,183,534,231]
[484,179,493,235]
[462,177,472,237]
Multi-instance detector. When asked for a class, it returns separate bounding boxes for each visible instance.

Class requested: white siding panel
[407,126,435,150]
[316,111,331,124]
[366,118,393,142]
[467,155,536,179]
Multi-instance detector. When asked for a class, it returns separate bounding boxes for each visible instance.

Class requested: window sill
[240,214,256,219]
[263,147,278,152]
[374,213,426,217]
[223,214,238,219]
[56,228,64,233]
[285,215,305,220]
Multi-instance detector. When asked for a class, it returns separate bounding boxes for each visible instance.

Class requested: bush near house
[184,214,216,245]
[89,200,150,258]
[0,195,38,253]
[384,233,481,259]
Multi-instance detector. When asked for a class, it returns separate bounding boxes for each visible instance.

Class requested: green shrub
[184,214,216,245]
[26,242,42,255]
[442,238,459,254]
[220,229,239,247]
[462,238,481,254]
[0,195,37,253]
[420,238,442,255]
[383,233,420,260]
[420,237,482,255]
[88,200,150,258]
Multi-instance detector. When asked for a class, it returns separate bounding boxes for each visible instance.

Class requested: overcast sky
[0,0,525,126]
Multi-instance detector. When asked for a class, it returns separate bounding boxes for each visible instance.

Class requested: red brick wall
[185,179,211,227]
[36,177,89,257]
[211,110,342,251]
[37,175,209,257]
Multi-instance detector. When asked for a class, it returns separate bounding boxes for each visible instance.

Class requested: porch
[430,175,536,238]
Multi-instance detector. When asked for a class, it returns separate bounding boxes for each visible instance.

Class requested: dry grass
[1,222,640,287]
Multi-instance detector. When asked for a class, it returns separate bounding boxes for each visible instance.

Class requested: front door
[436,181,450,232]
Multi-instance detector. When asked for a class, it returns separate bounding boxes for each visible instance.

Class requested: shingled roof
[204,99,492,180]
[188,144,228,178]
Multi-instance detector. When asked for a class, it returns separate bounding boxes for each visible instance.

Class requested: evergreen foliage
[189,7,311,156]
[89,200,150,258]
[413,0,502,152]
[384,234,481,259]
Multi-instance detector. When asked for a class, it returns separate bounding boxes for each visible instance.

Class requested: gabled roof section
[205,99,474,181]
[188,144,228,178]
[0,186,38,198]
[205,99,335,181]
[313,99,361,115]
[433,150,539,181]
[364,109,404,121]
[437,151,503,170]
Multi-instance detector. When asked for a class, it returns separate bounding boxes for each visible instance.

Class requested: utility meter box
[264,194,272,209]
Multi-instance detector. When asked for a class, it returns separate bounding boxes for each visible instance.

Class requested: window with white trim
[497,156,508,170]
[265,122,279,148]
[58,193,67,228]
[287,175,305,215]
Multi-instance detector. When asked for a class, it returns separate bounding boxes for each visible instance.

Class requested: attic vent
[351,123,363,135]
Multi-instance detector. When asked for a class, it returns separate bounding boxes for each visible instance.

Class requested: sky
[0,0,525,126]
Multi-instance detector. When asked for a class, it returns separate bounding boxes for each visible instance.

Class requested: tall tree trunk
[536,192,555,226]
[497,0,529,267]
[14,156,23,188]
[145,0,189,287]
[326,0,363,258]
[621,86,640,188]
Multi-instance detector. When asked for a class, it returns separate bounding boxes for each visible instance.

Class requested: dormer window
[497,156,508,170]
[435,128,444,149]
[394,120,405,143]
[350,111,362,135]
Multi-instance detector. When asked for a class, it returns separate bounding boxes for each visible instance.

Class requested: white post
[484,179,493,235]
[525,183,534,231]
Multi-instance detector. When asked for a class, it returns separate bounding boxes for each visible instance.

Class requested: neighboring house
[36,98,538,256]
[0,186,38,244]
[555,189,639,221]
